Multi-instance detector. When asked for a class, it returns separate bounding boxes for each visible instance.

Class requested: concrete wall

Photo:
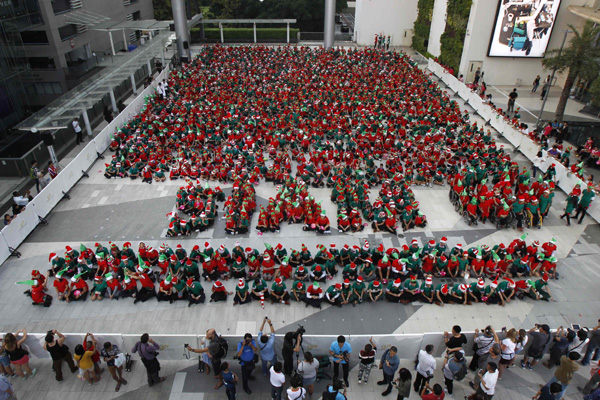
[459,0,587,87]
[427,0,448,57]
[354,0,419,47]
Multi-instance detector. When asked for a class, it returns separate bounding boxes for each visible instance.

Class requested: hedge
[412,0,435,54]
[191,27,300,41]
[439,0,472,75]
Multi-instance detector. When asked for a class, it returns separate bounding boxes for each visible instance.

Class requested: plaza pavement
[0,46,597,399]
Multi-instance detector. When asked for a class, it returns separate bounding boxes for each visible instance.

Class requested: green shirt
[188,282,204,295]
[386,282,403,294]
[271,283,287,293]
[92,281,107,293]
[420,283,434,296]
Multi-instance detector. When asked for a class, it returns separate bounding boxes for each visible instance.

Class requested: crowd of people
[19,234,559,309]
[3,321,600,400]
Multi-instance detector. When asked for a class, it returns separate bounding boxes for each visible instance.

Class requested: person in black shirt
[445,325,468,354]
[282,332,301,376]
[508,88,518,113]
[43,330,77,381]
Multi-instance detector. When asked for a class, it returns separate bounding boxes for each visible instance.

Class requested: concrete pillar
[253,23,257,44]
[108,31,116,56]
[81,109,93,137]
[323,0,336,49]
[109,88,118,113]
[130,74,137,95]
[122,29,128,51]
[287,23,290,44]
[171,0,191,62]
[219,23,224,44]
[147,59,152,76]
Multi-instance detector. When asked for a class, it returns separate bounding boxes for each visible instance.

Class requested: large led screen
[488,0,562,57]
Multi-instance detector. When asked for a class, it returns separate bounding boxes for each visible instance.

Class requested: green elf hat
[550,237,556,244]
[55,267,69,278]
[71,272,85,282]
[264,243,272,250]
[159,254,167,262]
[491,251,500,262]
[105,273,114,281]
[519,233,528,241]
[80,243,86,252]
[16,279,37,285]
[471,198,477,205]
[97,252,105,259]
[312,282,319,288]
[165,274,172,284]
[430,249,438,257]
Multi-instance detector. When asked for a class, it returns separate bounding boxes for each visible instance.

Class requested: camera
[295,324,306,337]
[184,343,189,348]
[264,316,269,320]
[342,350,349,362]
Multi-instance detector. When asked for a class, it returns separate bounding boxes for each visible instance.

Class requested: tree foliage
[438,0,472,75]
[542,23,600,121]
[152,0,347,32]
[412,0,434,54]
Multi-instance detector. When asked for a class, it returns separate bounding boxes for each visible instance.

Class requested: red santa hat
[176,244,183,249]
[187,278,194,286]
[505,278,516,288]
[393,278,402,287]
[357,276,364,283]
[238,279,245,288]
[477,278,485,289]
[428,240,435,247]
[65,246,73,252]
[491,276,499,288]
[440,284,449,295]
[542,272,549,282]
[213,280,223,288]
[425,276,433,285]
[440,237,447,243]
[205,242,212,249]
[275,277,282,285]
[411,239,418,245]
[49,253,57,262]
[218,245,225,253]
[459,284,467,292]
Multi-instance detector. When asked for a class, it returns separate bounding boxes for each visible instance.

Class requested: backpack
[290,370,303,388]
[215,336,228,359]
[452,361,468,381]
[322,389,338,400]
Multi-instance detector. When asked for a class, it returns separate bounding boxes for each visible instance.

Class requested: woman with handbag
[498,329,517,378]
[101,341,128,392]
[297,351,319,395]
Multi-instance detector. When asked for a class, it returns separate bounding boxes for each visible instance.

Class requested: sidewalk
[4,355,591,399]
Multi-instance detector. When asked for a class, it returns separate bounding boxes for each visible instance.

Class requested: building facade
[0,0,153,138]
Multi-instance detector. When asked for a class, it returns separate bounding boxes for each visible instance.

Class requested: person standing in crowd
[29,160,40,193]
[521,324,552,370]
[131,333,166,387]
[532,75,541,93]
[0,374,15,400]
[330,335,352,387]
[507,88,518,113]
[582,320,600,366]
[443,351,467,396]
[101,341,127,392]
[541,75,551,99]
[258,317,277,377]
[282,332,301,376]
[378,345,400,396]
[542,351,580,399]
[414,344,436,394]
[297,351,319,396]
[420,382,444,399]
[269,361,286,400]
[72,117,83,145]
[287,371,307,400]
[74,337,100,385]
[534,382,563,400]
[444,325,467,353]
[357,337,377,384]
[186,329,225,388]
[43,329,77,382]
[236,333,258,395]
[498,328,518,378]
[2,330,36,379]
[470,326,498,371]
[574,186,596,224]
[393,368,412,400]
[220,362,238,400]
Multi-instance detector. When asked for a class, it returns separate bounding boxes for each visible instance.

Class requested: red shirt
[422,393,445,400]
[53,278,68,293]
[139,273,154,289]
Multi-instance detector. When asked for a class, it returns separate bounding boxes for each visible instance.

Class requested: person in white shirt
[72,117,83,145]
[286,372,306,400]
[269,361,285,400]
[413,344,436,394]
[498,329,517,378]
[475,362,498,400]
[12,191,30,207]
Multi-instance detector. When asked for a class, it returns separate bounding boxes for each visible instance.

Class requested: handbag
[114,353,126,368]
[253,353,259,363]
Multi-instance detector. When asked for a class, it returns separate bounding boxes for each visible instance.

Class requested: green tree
[153,0,173,20]
[542,23,600,122]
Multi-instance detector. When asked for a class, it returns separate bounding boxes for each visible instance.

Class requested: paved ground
[0,46,598,399]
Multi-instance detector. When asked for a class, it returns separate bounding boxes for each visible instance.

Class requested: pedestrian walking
[532,75,541,93]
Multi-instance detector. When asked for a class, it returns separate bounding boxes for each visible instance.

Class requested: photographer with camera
[330,335,352,387]
[236,333,258,394]
[43,329,78,382]
[131,333,167,387]
[258,317,277,377]
[470,326,498,371]
[185,329,227,389]
[283,329,303,376]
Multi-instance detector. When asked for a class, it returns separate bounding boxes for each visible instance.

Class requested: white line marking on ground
[98,196,108,205]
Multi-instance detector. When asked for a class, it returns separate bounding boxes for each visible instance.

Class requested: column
[171,0,191,62]
[130,74,137,95]
[323,0,335,49]
[253,23,257,44]
[219,23,224,44]
[109,88,118,113]
[122,29,128,51]
[287,23,290,44]
[82,109,93,137]
[108,31,116,56]
[147,59,152,76]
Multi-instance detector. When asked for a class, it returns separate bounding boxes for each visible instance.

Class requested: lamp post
[537,29,572,127]
[324,0,335,49]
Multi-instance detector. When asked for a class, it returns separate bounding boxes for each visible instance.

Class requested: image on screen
[488,0,562,57]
